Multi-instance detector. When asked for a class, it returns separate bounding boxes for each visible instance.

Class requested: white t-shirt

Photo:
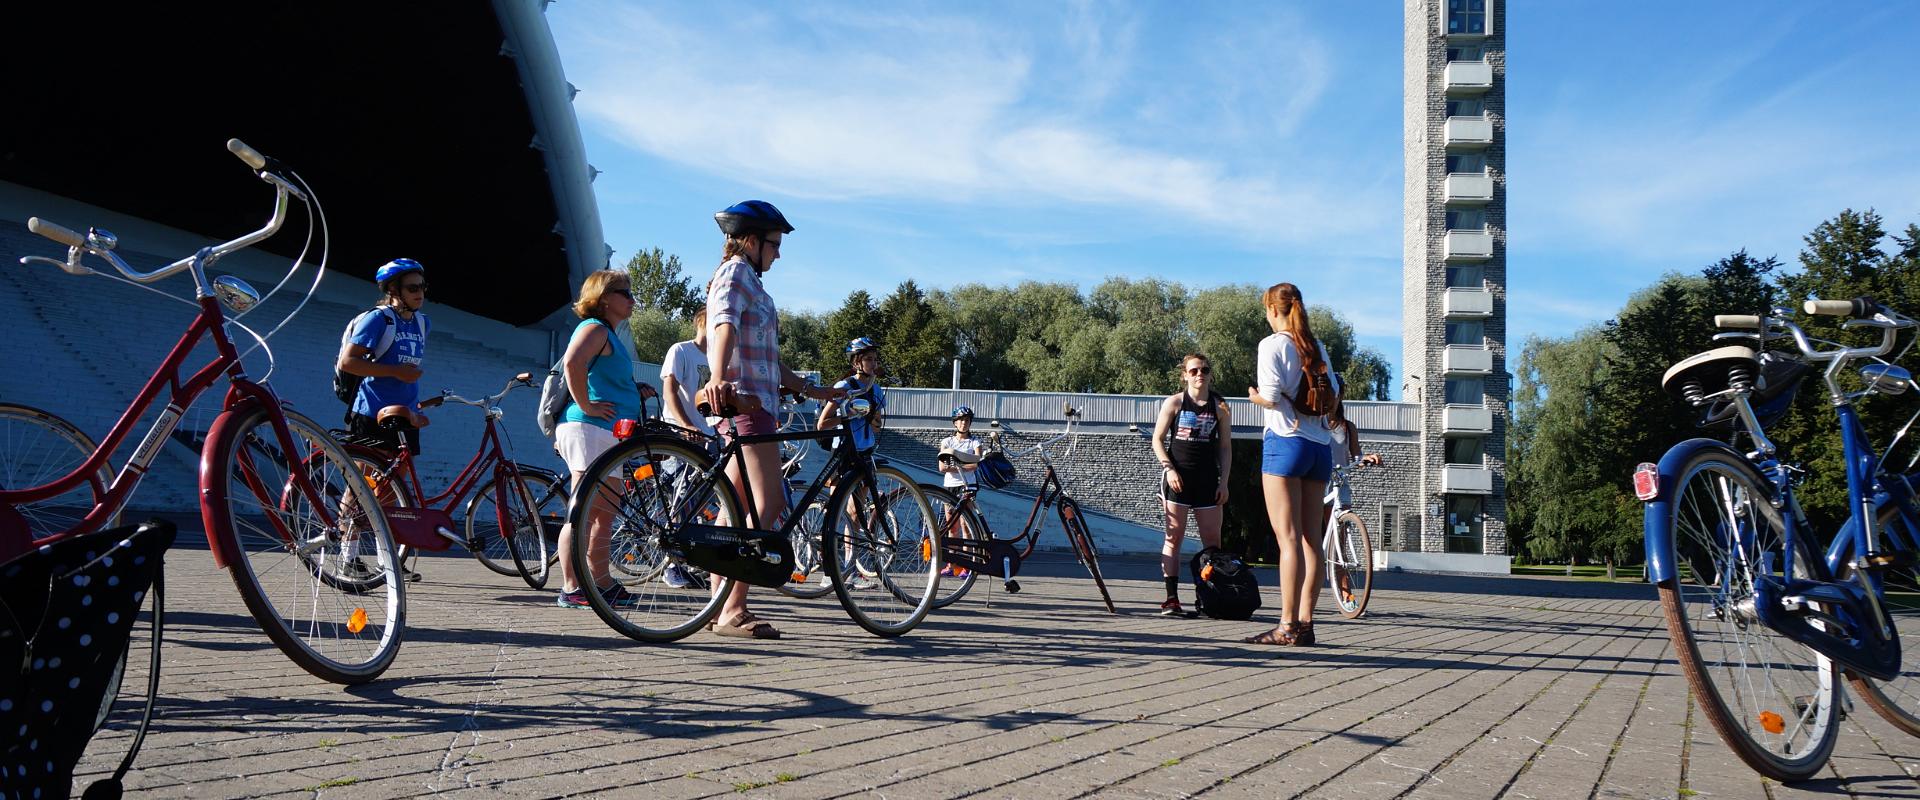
[939,434,986,489]
[660,339,717,436]
[1256,331,1338,444]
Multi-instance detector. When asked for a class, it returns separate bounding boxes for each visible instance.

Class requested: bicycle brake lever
[20,255,92,276]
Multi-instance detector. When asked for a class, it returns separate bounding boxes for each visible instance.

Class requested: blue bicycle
[1642,296,1920,780]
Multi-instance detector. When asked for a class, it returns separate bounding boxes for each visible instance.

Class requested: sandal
[1242,624,1298,646]
[712,611,782,640]
[1294,622,1315,646]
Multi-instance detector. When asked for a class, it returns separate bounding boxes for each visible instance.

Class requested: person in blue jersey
[553,270,644,610]
[817,337,887,453]
[337,258,431,453]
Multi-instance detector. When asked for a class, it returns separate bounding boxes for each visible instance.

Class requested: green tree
[931,284,1026,389]
[779,310,826,378]
[819,290,883,379]
[1184,285,1266,398]
[627,307,691,365]
[624,248,702,320]
[876,280,954,387]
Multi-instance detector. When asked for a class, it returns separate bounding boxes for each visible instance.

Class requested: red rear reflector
[1633,462,1659,501]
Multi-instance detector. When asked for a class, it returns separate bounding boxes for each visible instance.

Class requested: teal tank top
[561,318,642,431]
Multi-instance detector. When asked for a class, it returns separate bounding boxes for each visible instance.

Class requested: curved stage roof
[0,1,605,329]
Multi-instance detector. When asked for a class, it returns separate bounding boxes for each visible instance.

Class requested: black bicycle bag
[1190,547,1262,620]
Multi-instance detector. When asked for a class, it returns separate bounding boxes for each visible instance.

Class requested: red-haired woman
[1243,282,1339,646]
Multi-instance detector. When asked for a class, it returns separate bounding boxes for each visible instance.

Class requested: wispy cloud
[554,2,1382,246]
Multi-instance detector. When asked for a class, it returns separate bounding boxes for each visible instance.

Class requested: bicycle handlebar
[441,374,533,409]
[21,139,299,284]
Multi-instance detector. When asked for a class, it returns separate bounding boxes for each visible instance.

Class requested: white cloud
[553,2,1381,246]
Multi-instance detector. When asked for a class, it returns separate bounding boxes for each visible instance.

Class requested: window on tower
[1445,264,1484,288]
[1446,152,1486,174]
[1445,97,1484,118]
[1447,0,1488,36]
[1445,495,1485,553]
[1446,320,1485,346]
[1446,436,1484,464]
[1444,377,1484,405]
[1445,208,1486,231]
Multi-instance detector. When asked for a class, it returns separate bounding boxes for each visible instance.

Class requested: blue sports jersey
[349,309,427,418]
[835,377,886,451]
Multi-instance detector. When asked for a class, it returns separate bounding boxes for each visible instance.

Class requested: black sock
[1164,576,1179,600]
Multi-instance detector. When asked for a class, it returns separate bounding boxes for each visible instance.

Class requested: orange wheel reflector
[1063,506,1075,520]
[1201,564,1215,581]
[633,464,655,481]
[791,572,807,583]
[921,538,933,561]
[700,508,718,521]
[1758,710,1786,734]
[623,552,635,562]
[346,607,369,634]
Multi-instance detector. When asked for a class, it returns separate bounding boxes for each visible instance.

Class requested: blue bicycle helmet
[951,405,974,420]
[714,200,794,237]
[847,337,878,357]
[374,258,425,286]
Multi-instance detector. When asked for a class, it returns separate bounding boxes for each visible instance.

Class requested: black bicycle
[924,403,1115,612]
[567,392,943,639]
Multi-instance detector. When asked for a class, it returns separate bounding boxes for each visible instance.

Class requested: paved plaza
[73,539,1920,799]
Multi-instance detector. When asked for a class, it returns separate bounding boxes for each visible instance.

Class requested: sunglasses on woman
[1186,366,1211,375]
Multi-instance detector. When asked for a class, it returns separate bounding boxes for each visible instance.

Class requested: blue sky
[549,1,1920,399]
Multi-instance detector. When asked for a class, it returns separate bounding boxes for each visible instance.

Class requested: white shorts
[554,421,619,474]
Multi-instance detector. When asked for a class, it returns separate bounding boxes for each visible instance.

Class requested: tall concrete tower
[1400,0,1508,570]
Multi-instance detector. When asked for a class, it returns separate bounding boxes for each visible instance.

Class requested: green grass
[314,738,339,748]
[307,777,358,790]
[1510,563,1647,581]
[734,780,771,792]
[776,773,798,783]
[1161,758,1182,768]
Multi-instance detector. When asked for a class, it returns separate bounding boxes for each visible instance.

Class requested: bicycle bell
[847,397,873,418]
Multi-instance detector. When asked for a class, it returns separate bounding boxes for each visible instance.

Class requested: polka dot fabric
[0,520,172,800]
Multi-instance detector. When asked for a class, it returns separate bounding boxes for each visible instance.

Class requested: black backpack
[1190,547,1262,620]
[333,306,428,405]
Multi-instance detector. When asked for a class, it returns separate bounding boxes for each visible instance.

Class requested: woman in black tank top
[1149,353,1234,616]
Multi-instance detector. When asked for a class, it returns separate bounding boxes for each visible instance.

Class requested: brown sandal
[712,611,782,639]
[1242,624,1298,646]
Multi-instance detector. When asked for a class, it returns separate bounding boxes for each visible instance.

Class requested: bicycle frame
[2,268,324,569]
[939,418,1078,572]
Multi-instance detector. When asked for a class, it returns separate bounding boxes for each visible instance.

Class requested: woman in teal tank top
[553,270,642,609]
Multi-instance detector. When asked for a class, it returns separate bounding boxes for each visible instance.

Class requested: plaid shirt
[705,257,782,412]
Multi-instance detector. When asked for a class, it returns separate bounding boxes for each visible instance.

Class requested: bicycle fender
[1642,438,1747,584]
[197,397,269,570]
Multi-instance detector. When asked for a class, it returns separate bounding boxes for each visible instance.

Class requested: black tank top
[1168,391,1222,475]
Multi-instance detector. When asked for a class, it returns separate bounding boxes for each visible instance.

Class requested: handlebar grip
[27,217,85,248]
[227,138,268,170]
[1804,297,1873,317]
[1713,315,1763,329]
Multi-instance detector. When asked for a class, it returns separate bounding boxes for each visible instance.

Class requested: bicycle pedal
[1862,551,1919,570]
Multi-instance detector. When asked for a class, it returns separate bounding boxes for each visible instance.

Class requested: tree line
[623,246,1394,400]
[1510,209,1920,569]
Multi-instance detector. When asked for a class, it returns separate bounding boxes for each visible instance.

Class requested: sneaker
[600,583,641,609]
[556,588,591,609]
[403,567,423,583]
[818,572,835,588]
[1159,597,1188,617]
[848,574,879,591]
[662,563,693,589]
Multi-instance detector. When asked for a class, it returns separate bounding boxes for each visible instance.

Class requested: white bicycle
[1323,460,1377,618]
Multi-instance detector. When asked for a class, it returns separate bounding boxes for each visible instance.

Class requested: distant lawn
[1511,563,1646,581]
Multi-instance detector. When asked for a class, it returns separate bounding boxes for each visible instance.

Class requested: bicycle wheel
[571,435,733,641]
[1059,498,1116,613]
[1328,510,1373,619]
[470,468,550,589]
[1657,450,1838,780]
[341,445,418,576]
[523,467,567,569]
[1843,505,1920,736]
[206,404,405,684]
[774,501,835,599]
[822,465,942,637]
[921,484,984,608]
[0,402,116,535]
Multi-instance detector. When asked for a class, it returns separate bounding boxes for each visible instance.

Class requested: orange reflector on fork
[347,607,368,634]
[633,464,655,481]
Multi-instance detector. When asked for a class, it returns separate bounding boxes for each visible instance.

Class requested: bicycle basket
[978,452,1017,489]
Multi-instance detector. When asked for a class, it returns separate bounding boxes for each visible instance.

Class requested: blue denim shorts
[1261,431,1331,481]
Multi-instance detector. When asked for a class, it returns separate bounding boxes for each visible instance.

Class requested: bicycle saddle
[0,519,174,800]
[1661,345,1759,401]
[376,405,430,431]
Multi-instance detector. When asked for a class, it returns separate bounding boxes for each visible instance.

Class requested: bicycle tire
[773,501,835,599]
[1842,504,1920,737]
[470,468,550,589]
[920,484,984,608]
[1059,498,1116,613]
[1656,450,1838,780]
[1329,509,1373,619]
[0,402,117,536]
[206,404,405,684]
[571,434,733,642]
[822,465,942,637]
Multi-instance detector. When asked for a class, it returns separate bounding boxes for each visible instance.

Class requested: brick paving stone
[52,548,1920,799]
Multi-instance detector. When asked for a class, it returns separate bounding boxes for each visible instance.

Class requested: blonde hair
[722,233,770,270]
[1263,282,1326,377]
[572,269,630,320]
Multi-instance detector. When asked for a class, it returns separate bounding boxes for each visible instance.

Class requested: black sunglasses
[1186,366,1211,375]
[608,288,633,300]
[400,282,429,294]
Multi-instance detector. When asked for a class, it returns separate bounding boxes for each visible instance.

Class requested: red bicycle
[337,374,566,590]
[0,140,406,685]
